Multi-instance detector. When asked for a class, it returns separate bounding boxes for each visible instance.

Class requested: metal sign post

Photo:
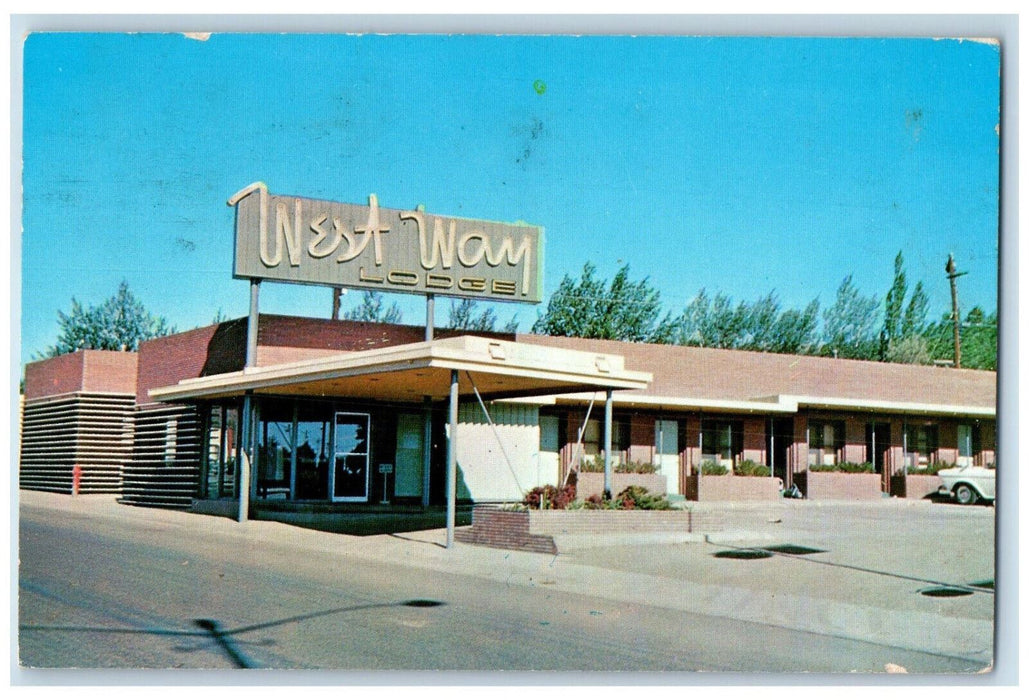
[379,463,393,504]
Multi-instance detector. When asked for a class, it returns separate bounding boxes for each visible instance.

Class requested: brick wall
[24,351,85,399]
[741,417,766,463]
[454,506,557,554]
[530,509,724,535]
[83,351,138,395]
[26,350,137,399]
[627,413,655,464]
[136,324,234,406]
[455,506,727,554]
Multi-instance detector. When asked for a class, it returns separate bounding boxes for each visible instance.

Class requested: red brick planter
[795,471,883,500]
[890,473,944,499]
[683,474,783,501]
[455,504,724,553]
[454,506,557,554]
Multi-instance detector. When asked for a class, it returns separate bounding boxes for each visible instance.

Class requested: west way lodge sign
[229,182,544,303]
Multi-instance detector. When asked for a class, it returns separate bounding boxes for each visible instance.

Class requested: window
[905,424,938,469]
[257,400,295,499]
[701,420,742,465]
[580,417,629,461]
[808,420,844,466]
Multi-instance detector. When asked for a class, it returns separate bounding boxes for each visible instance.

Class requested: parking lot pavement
[345,499,995,663]
[18,491,996,665]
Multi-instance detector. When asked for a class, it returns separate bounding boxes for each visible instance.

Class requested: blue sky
[19,33,1000,364]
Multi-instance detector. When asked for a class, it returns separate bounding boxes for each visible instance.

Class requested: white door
[656,419,680,495]
[538,415,561,487]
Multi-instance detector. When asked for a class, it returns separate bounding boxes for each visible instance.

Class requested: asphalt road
[18,494,991,674]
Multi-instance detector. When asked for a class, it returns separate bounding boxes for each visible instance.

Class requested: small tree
[344,290,403,324]
[447,298,498,331]
[822,275,880,360]
[532,263,673,343]
[39,281,174,358]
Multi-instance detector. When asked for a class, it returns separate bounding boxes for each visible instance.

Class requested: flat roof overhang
[538,392,995,419]
[148,335,652,404]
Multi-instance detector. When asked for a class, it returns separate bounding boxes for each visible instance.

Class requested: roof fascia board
[783,394,996,418]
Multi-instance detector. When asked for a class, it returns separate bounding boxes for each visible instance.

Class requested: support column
[238,393,253,523]
[446,369,459,548]
[603,389,613,499]
[246,280,260,368]
[426,293,435,341]
[239,279,260,524]
[422,396,432,508]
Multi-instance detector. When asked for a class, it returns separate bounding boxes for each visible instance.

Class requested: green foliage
[447,298,499,332]
[810,461,875,473]
[615,485,672,510]
[579,457,658,474]
[344,290,403,324]
[906,461,949,475]
[923,307,997,370]
[697,460,729,475]
[528,255,995,370]
[531,263,673,343]
[881,251,908,359]
[523,482,577,509]
[673,290,820,354]
[822,275,880,360]
[735,459,771,477]
[39,281,174,358]
[579,486,670,510]
[885,335,932,365]
[902,281,930,338]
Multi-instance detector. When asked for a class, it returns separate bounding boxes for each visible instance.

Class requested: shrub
[616,460,659,474]
[579,456,658,474]
[697,460,729,475]
[523,482,577,510]
[735,459,771,477]
[615,485,671,510]
[838,461,875,473]
[808,463,837,472]
[809,461,875,473]
[907,461,948,475]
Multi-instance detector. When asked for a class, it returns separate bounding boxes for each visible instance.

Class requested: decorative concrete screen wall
[19,350,138,495]
[456,402,550,502]
[119,404,202,509]
[19,392,135,494]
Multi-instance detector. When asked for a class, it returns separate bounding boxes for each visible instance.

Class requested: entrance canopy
[149,335,651,404]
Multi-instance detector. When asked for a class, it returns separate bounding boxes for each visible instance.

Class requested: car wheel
[955,483,979,506]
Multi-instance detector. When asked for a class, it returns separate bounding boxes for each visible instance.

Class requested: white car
[938,464,996,505]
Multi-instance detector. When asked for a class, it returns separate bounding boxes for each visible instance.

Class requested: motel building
[18,185,997,543]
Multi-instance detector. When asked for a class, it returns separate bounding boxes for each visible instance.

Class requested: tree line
[530,253,997,370]
[37,252,996,371]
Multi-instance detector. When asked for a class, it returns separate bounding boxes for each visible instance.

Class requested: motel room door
[332,412,371,502]
[865,422,892,494]
[655,420,680,496]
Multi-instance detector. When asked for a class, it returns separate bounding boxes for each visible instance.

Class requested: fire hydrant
[72,464,82,496]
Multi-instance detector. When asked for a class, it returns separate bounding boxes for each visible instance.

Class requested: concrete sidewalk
[17,490,995,667]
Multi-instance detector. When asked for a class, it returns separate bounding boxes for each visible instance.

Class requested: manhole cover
[919,586,973,598]
[713,549,773,560]
[403,599,444,607]
[762,544,826,555]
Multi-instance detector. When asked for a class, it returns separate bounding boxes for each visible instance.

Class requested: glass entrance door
[332,412,371,502]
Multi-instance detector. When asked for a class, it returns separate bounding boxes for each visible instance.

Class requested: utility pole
[946,254,968,369]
